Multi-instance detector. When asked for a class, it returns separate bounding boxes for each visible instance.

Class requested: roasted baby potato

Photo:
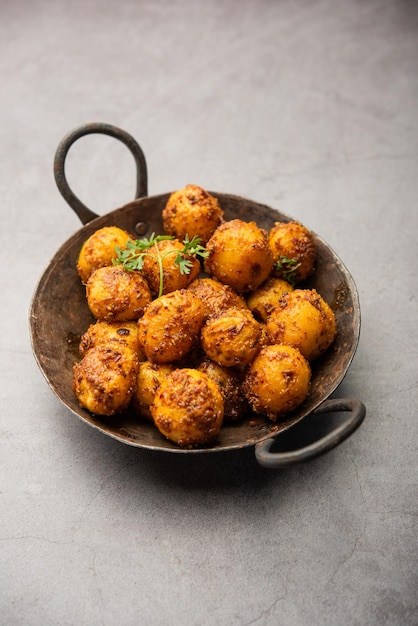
[247,277,294,322]
[201,307,262,367]
[79,320,144,358]
[266,288,337,361]
[204,219,274,293]
[242,344,311,421]
[151,368,224,447]
[141,237,201,296]
[268,221,316,284]
[132,361,175,419]
[72,344,139,416]
[197,358,248,421]
[86,265,152,322]
[162,184,224,244]
[138,289,205,363]
[77,226,133,284]
[188,277,248,319]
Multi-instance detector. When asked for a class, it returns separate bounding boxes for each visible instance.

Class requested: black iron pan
[30,122,365,468]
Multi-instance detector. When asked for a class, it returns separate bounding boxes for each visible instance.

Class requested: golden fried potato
[268,221,316,284]
[242,344,311,421]
[77,226,133,284]
[86,265,152,322]
[247,277,294,322]
[138,289,205,363]
[140,237,201,296]
[79,320,144,358]
[201,307,262,367]
[204,219,274,293]
[266,288,337,361]
[197,358,248,421]
[72,345,139,416]
[132,361,175,419]
[188,277,248,319]
[151,368,224,447]
[162,184,224,244]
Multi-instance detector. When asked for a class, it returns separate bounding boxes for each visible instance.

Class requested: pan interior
[30,193,360,453]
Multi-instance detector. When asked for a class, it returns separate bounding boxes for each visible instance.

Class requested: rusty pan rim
[29,190,361,456]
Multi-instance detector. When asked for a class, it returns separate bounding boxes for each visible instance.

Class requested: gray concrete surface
[1,0,417,624]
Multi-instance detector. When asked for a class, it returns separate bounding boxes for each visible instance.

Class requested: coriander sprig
[114,233,208,297]
[275,255,301,286]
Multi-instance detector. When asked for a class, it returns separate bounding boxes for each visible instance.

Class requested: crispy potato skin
[72,345,139,416]
[204,219,274,293]
[151,368,224,447]
[79,320,144,358]
[247,277,294,322]
[266,289,337,361]
[201,307,262,367]
[188,277,248,319]
[162,184,224,244]
[138,289,205,363]
[242,344,311,421]
[86,265,152,322]
[197,358,248,421]
[141,238,201,296]
[268,221,316,283]
[73,204,333,445]
[132,361,175,420]
[77,226,133,284]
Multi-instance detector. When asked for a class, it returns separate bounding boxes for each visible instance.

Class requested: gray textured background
[1,1,417,624]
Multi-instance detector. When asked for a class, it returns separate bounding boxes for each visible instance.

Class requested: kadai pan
[30,122,366,469]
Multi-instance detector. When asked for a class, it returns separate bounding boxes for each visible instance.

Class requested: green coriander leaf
[275,256,301,286]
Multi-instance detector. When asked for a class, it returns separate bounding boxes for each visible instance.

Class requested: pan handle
[53,122,148,225]
[254,398,366,469]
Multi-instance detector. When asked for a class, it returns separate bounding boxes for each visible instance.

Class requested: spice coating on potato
[201,307,262,367]
[141,237,201,296]
[247,277,294,322]
[79,320,144,358]
[72,345,139,416]
[163,184,224,244]
[132,361,175,420]
[77,226,133,284]
[266,288,337,361]
[86,265,152,322]
[151,368,224,447]
[204,219,274,293]
[268,221,316,284]
[188,277,248,319]
[138,289,205,363]
[242,344,311,421]
[197,358,248,421]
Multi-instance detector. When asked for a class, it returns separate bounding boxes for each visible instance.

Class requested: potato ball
[268,221,316,284]
[140,237,201,296]
[86,265,152,322]
[201,307,262,367]
[247,277,294,322]
[79,320,144,358]
[266,289,337,361]
[132,361,175,419]
[204,219,274,293]
[242,344,311,421]
[162,184,224,244]
[197,358,248,421]
[72,345,139,416]
[151,368,224,447]
[188,277,248,319]
[138,289,205,363]
[77,226,133,284]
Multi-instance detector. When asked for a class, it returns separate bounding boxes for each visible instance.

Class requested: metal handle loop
[53,122,148,225]
[255,398,366,469]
